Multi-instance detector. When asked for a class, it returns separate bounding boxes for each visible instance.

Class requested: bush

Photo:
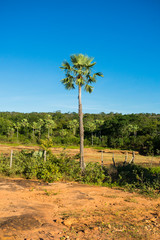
[36,162,62,182]
[0,150,160,196]
[82,162,105,185]
[115,164,160,191]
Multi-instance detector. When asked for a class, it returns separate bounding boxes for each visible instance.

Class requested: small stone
[93,227,99,231]
[150,218,156,222]
[108,224,111,229]
[63,218,75,227]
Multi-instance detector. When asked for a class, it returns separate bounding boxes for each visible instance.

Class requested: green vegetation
[0,150,160,196]
[0,111,160,156]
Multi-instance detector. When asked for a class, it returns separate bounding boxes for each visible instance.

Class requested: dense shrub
[115,164,160,190]
[82,162,105,184]
[0,150,160,196]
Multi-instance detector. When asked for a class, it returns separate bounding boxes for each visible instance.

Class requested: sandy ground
[0,178,160,240]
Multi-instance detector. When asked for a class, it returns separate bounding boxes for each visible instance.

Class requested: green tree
[21,119,29,136]
[13,122,21,139]
[31,122,37,138]
[7,126,14,138]
[95,119,104,142]
[59,129,68,138]
[68,119,78,135]
[36,119,44,139]
[45,115,57,138]
[128,124,139,137]
[85,120,96,146]
[60,54,103,170]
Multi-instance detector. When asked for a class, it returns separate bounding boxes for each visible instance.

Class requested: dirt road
[0,178,160,240]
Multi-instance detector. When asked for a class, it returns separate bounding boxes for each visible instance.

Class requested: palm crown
[60,54,103,93]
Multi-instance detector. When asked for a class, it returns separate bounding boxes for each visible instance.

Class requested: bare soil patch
[0,178,160,240]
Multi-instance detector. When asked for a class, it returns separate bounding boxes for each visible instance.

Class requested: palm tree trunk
[48,128,49,139]
[78,85,85,171]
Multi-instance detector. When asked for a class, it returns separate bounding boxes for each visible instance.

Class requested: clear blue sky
[0,0,160,114]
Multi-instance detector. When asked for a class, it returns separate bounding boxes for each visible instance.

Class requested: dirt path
[0,178,160,240]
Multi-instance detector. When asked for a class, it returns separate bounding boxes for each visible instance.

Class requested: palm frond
[61,77,75,90]
[85,84,93,93]
[60,61,71,70]
[93,72,104,77]
[71,54,96,68]
[76,77,85,86]
[87,62,96,68]
[70,55,78,65]
[87,76,97,83]
[60,54,103,91]
[64,82,75,90]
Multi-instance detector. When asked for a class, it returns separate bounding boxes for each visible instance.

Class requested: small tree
[36,119,44,139]
[60,54,103,171]
[40,138,53,151]
[85,120,96,146]
[68,119,78,135]
[45,115,56,138]
[95,119,104,142]
[7,126,14,139]
[13,122,21,139]
[21,119,29,136]
[59,129,68,138]
[31,122,37,138]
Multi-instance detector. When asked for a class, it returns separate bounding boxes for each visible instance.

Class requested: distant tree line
[0,111,160,155]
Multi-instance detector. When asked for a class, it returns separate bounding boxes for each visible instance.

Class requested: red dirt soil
[0,178,160,240]
[0,144,160,239]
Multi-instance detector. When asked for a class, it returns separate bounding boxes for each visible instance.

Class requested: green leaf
[85,84,93,93]
[60,54,103,91]
[93,72,104,77]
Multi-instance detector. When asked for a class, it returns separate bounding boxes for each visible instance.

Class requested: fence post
[124,152,128,165]
[44,150,46,162]
[129,151,135,164]
[112,152,115,167]
[10,150,13,168]
[101,150,103,168]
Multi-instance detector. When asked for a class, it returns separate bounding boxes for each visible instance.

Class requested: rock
[150,218,157,222]
[63,218,75,227]
[93,227,99,231]
[108,224,111,229]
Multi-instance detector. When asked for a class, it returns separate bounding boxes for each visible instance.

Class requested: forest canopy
[0,111,160,156]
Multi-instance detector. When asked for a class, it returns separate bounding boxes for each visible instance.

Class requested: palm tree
[60,54,103,171]
[45,115,56,139]
[85,120,96,146]
[21,118,29,136]
[13,122,21,139]
[36,119,44,139]
[68,119,78,135]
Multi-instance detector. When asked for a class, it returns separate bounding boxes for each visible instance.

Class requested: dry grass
[0,143,160,167]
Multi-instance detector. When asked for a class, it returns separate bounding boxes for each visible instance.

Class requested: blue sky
[0,0,160,114]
